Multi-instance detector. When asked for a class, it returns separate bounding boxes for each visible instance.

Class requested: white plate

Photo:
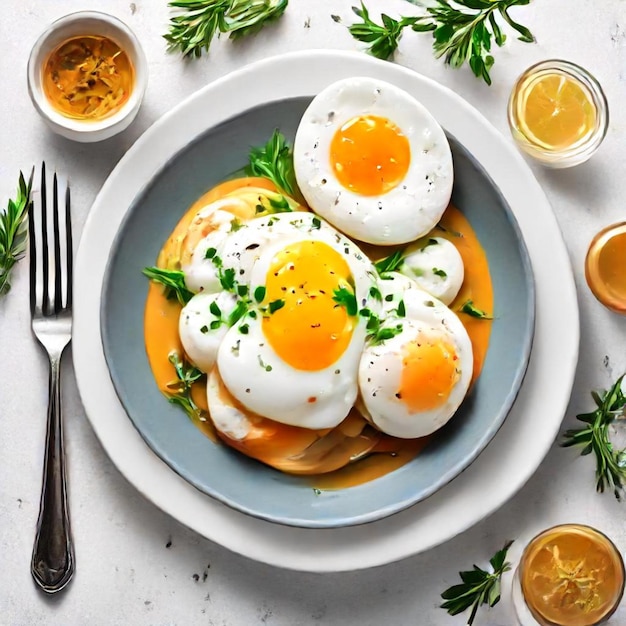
[73,50,579,573]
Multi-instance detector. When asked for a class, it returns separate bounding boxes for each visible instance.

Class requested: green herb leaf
[396,299,406,318]
[562,374,626,500]
[348,2,418,60]
[164,0,288,58]
[312,216,322,230]
[440,540,514,625]
[143,266,194,306]
[228,299,248,326]
[209,300,222,317]
[246,130,300,199]
[205,247,217,259]
[268,298,285,314]
[254,285,266,303]
[332,286,358,316]
[219,267,237,291]
[164,351,206,422]
[229,217,244,232]
[369,285,382,301]
[346,0,535,85]
[0,170,33,297]
[365,312,403,345]
[459,299,493,319]
[433,267,447,278]
[374,248,405,275]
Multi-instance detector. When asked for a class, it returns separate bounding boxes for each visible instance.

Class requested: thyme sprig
[164,0,288,58]
[0,170,32,297]
[562,375,626,500]
[346,0,535,85]
[440,540,513,625]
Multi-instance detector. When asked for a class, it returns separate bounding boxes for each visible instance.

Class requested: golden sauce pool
[143,178,494,488]
[42,35,134,120]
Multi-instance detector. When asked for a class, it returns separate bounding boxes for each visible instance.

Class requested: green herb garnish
[0,170,32,297]
[459,299,493,319]
[374,249,405,275]
[333,286,358,316]
[562,375,626,500]
[369,285,382,301]
[440,540,513,625]
[143,266,194,306]
[164,0,289,58]
[365,312,403,345]
[254,285,266,303]
[396,299,406,318]
[165,351,206,422]
[246,130,300,199]
[433,267,447,278]
[268,298,285,314]
[346,0,535,85]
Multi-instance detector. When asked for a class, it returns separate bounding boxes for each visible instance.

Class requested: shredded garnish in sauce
[42,35,134,120]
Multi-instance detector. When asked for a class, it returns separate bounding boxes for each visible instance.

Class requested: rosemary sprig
[164,0,288,58]
[440,540,514,625]
[246,130,300,200]
[165,351,206,421]
[346,0,535,85]
[0,170,32,297]
[348,2,418,61]
[562,375,626,500]
[143,266,194,306]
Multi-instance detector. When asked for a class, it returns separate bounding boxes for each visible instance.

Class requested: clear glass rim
[507,59,609,166]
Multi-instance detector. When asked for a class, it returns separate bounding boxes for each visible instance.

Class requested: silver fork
[29,163,74,594]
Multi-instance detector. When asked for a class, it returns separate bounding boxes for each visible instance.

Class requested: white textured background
[2,1,626,624]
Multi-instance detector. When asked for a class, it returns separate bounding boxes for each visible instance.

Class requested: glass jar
[511,524,625,625]
[507,60,608,168]
[586,222,626,314]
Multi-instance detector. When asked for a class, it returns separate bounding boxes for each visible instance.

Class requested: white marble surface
[2,0,626,624]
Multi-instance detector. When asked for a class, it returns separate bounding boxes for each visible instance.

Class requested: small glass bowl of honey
[511,524,625,626]
[586,222,626,314]
[508,60,608,168]
[27,11,147,142]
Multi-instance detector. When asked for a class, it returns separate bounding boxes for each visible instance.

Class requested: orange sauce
[42,35,134,120]
[143,179,493,488]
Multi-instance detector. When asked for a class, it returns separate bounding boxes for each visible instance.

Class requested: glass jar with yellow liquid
[511,524,625,625]
[508,60,608,168]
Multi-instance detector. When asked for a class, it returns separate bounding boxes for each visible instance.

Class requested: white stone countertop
[2,0,626,624]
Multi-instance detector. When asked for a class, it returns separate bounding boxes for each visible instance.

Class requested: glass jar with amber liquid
[511,524,625,625]
[586,223,626,314]
[508,60,608,168]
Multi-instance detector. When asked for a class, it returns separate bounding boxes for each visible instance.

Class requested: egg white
[399,237,464,305]
[358,277,473,438]
[293,77,453,246]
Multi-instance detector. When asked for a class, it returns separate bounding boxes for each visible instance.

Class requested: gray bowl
[101,96,534,528]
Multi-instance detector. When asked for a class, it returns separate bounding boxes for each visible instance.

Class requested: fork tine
[52,174,63,315]
[40,163,54,317]
[29,166,47,316]
[65,184,73,310]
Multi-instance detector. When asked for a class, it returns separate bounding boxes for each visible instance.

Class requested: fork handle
[31,353,75,593]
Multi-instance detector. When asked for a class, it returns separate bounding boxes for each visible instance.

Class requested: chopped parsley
[332,286,358,316]
[374,249,405,275]
[460,299,493,319]
[433,267,447,278]
[142,266,193,306]
[269,299,285,314]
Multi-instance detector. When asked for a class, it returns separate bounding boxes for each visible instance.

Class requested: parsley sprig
[246,130,301,200]
[346,0,535,85]
[562,375,626,500]
[440,540,513,625]
[0,170,32,297]
[164,0,288,58]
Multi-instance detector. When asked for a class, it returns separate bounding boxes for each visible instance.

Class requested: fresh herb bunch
[346,0,535,85]
[440,540,514,625]
[165,0,288,58]
[246,130,301,200]
[562,375,626,500]
[0,170,33,297]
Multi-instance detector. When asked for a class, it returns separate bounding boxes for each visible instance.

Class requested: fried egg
[358,274,473,438]
[399,236,464,305]
[214,212,381,430]
[293,77,453,245]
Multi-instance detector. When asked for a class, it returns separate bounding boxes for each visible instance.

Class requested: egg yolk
[330,115,411,197]
[397,332,459,412]
[262,240,356,371]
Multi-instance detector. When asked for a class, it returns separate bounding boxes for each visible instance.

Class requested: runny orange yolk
[397,331,460,412]
[262,240,356,371]
[329,115,411,197]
